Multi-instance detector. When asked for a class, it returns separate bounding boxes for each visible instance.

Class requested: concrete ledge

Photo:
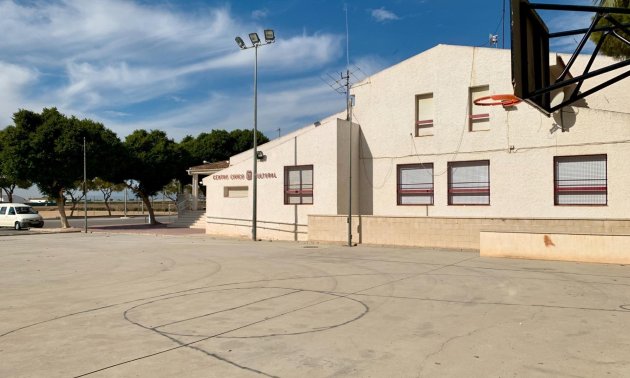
[480,231,630,264]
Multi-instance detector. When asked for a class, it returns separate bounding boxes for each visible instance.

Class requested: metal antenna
[502,0,506,49]
[320,5,366,247]
[344,4,353,248]
[490,34,499,48]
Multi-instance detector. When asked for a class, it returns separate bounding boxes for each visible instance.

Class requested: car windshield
[15,206,37,215]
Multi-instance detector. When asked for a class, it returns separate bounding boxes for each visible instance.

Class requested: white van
[0,203,45,230]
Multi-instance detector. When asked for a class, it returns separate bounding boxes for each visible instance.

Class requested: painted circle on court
[125,287,368,338]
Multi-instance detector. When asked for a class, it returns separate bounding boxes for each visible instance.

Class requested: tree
[162,179,180,205]
[123,129,185,225]
[0,127,32,202]
[180,128,270,166]
[92,178,126,216]
[590,0,630,59]
[229,129,270,155]
[65,182,86,217]
[2,108,124,228]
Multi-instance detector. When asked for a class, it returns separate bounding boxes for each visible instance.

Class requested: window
[8,207,15,215]
[415,93,434,137]
[224,186,248,198]
[448,160,490,205]
[554,155,607,205]
[284,165,313,205]
[397,164,434,205]
[469,85,490,131]
[0,207,6,215]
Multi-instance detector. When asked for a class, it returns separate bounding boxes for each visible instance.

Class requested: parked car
[0,203,45,230]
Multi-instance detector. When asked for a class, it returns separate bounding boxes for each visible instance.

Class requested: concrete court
[1,233,630,378]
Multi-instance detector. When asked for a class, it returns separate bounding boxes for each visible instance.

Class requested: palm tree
[590,0,630,59]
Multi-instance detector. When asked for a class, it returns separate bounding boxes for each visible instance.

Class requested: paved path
[1,233,629,377]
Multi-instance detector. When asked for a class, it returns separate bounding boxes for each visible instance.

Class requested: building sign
[213,171,278,181]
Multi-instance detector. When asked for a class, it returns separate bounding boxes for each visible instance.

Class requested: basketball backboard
[511,0,630,115]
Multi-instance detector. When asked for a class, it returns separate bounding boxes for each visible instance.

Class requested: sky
[0,0,597,144]
[1,0,597,200]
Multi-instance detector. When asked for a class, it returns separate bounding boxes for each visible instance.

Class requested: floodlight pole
[252,43,259,241]
[235,30,275,241]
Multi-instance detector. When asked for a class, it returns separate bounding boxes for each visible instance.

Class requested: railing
[176,192,206,215]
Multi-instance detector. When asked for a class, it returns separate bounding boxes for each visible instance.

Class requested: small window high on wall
[224,186,248,198]
[469,85,490,131]
[554,155,607,205]
[415,93,434,137]
[448,160,490,205]
[397,163,434,205]
[284,165,313,205]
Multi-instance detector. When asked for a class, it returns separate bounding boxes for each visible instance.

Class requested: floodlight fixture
[235,36,246,49]
[264,29,275,43]
[234,28,276,241]
[249,32,261,45]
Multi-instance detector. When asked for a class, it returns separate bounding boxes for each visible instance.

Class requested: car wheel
[14,222,22,230]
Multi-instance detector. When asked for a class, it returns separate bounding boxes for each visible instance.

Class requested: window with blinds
[554,155,607,205]
[448,160,490,205]
[415,93,434,137]
[397,164,434,205]
[284,165,313,205]
[469,85,490,131]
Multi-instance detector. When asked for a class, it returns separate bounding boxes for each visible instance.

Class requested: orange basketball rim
[474,94,522,107]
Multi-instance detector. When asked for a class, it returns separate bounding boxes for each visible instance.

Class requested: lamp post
[235,29,275,241]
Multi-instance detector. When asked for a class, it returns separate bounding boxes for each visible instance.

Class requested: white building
[203,45,630,263]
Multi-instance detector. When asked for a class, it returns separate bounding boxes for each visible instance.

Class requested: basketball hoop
[473,94,522,107]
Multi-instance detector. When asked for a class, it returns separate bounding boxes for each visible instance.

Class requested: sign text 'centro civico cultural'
[212,171,278,181]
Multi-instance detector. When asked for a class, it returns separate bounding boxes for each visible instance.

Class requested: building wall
[203,115,359,241]
[309,215,630,250]
[352,45,630,220]
[204,44,630,254]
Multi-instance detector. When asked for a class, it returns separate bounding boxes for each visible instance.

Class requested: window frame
[447,160,491,206]
[553,154,608,206]
[223,186,249,198]
[284,164,314,205]
[469,85,491,131]
[415,93,434,137]
[396,163,434,206]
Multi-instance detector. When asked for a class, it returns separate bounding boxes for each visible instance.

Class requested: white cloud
[370,7,400,23]
[0,61,39,123]
[103,76,344,141]
[252,9,268,19]
[0,0,346,135]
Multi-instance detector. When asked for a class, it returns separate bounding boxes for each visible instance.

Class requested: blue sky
[0,0,595,146]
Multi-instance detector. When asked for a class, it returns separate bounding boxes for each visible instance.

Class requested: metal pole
[346,70,352,247]
[252,44,258,241]
[83,137,87,233]
[124,187,128,217]
[345,6,353,247]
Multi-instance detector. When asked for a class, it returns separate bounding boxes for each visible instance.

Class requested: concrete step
[168,210,206,229]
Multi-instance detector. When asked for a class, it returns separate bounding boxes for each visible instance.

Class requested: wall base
[480,231,630,264]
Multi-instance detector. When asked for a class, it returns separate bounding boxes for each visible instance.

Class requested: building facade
[203,45,630,260]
